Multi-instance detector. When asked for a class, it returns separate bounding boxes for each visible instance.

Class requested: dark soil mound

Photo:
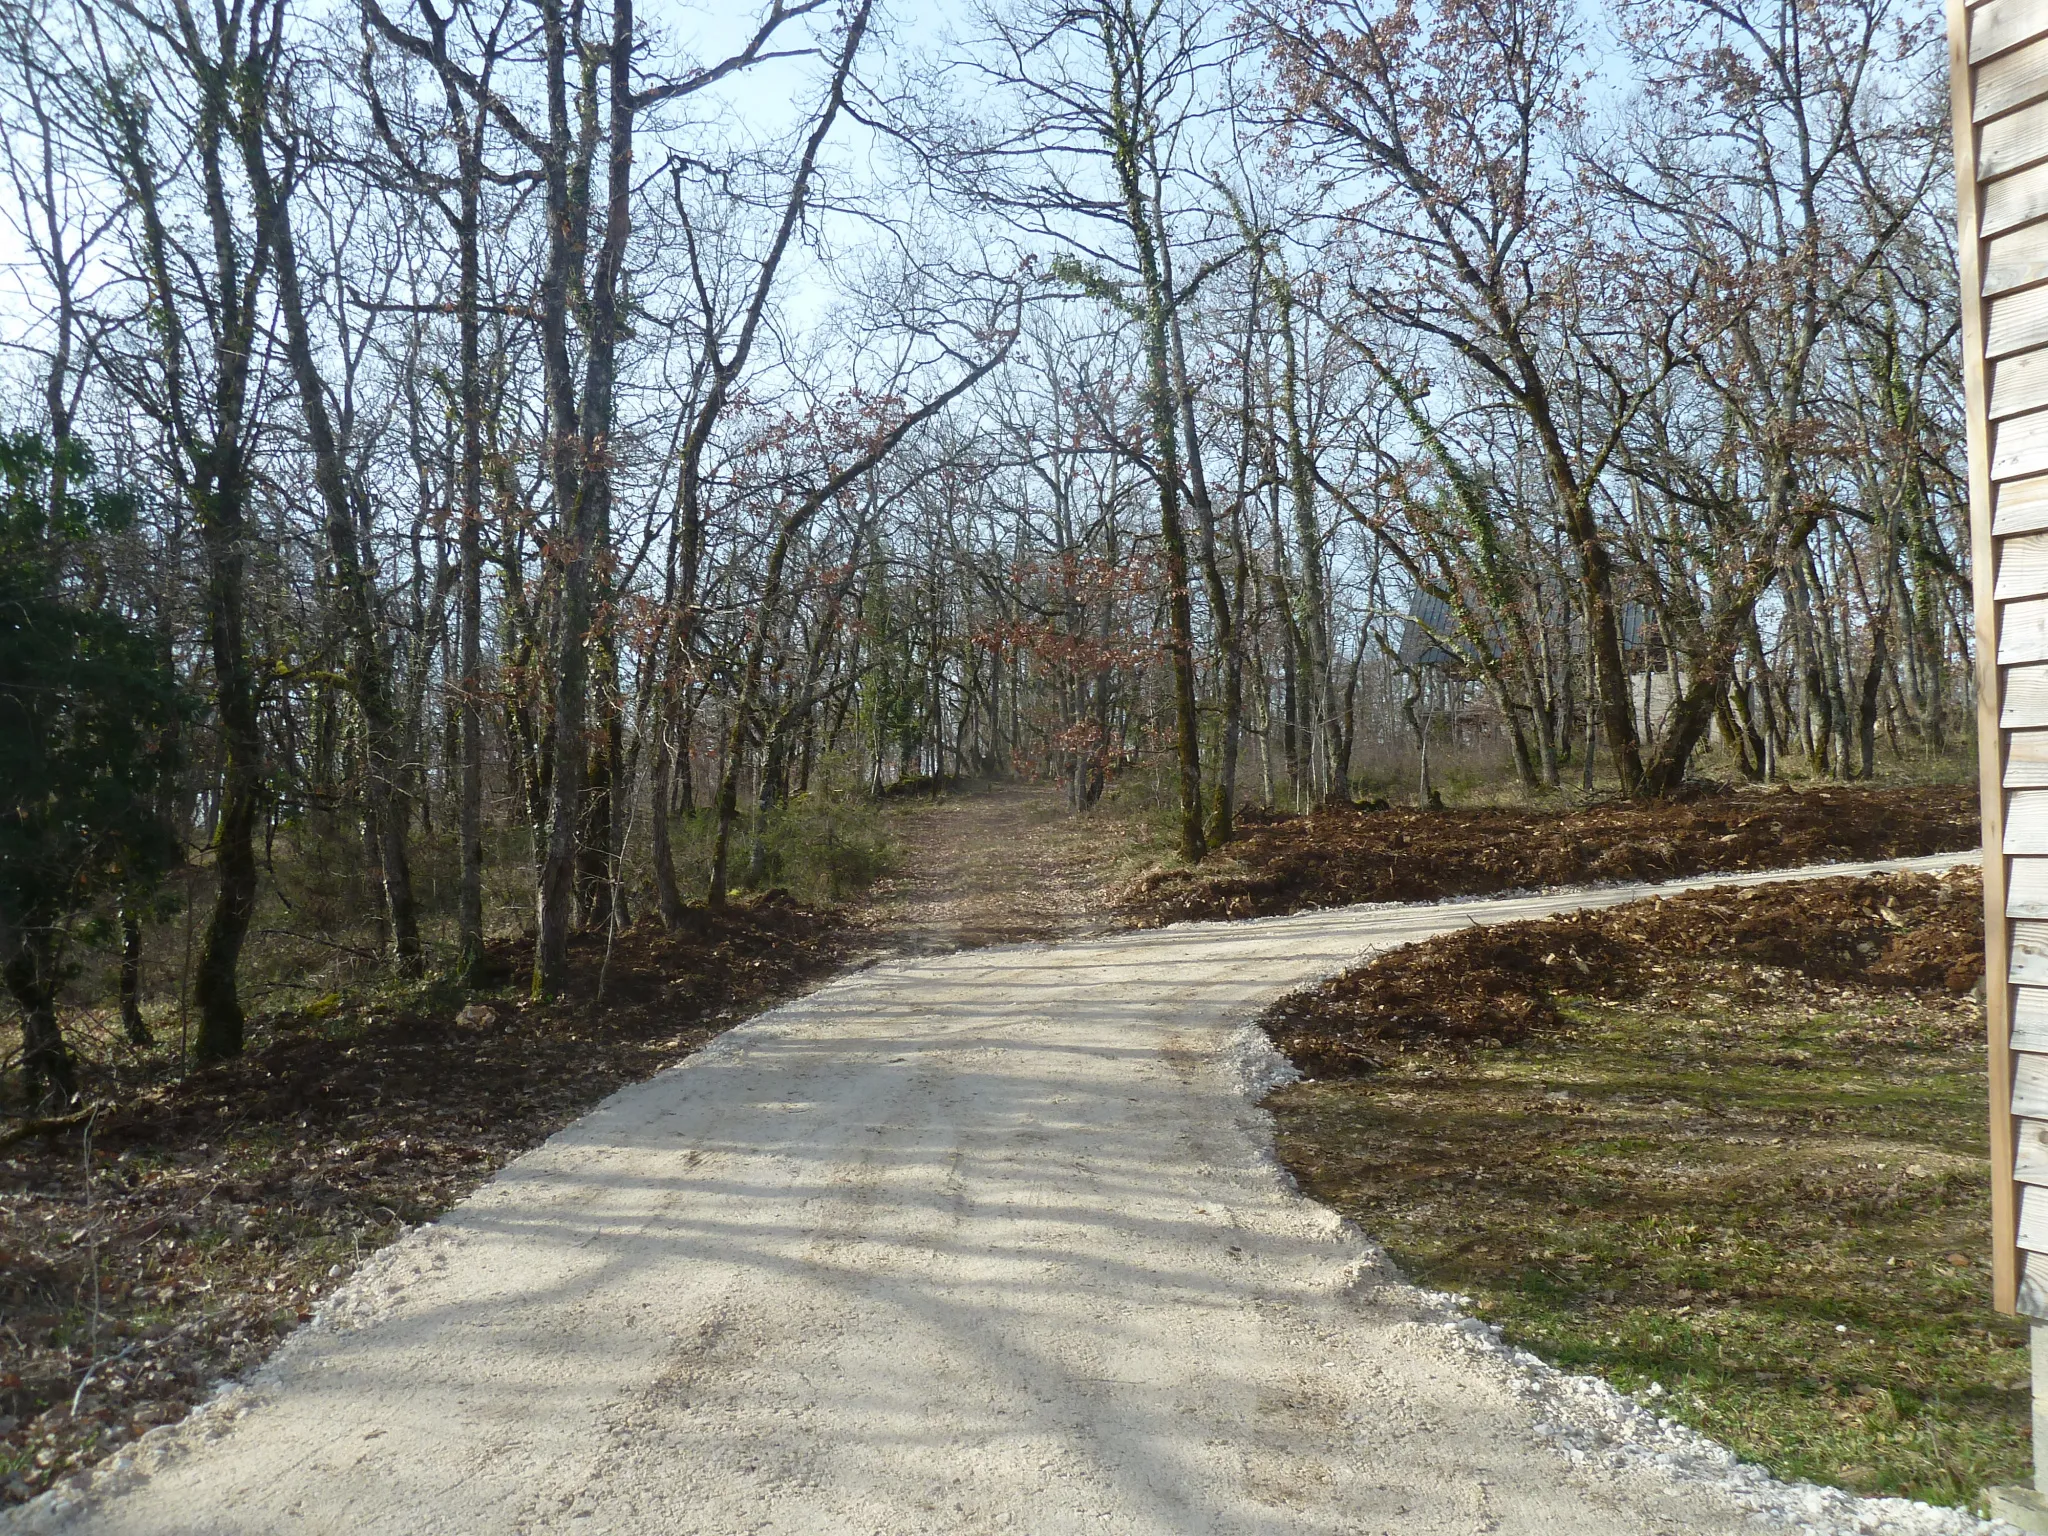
[1119,784,1979,927]
[1264,866,1984,1079]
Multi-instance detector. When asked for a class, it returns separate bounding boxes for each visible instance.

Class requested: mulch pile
[1119,784,1979,927]
[1264,867,1985,1080]
[0,895,845,1505]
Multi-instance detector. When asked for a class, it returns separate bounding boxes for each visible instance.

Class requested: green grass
[1266,971,2029,1507]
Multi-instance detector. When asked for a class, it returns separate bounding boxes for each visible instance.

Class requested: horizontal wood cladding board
[2020,1182,2048,1251]
[1987,286,2048,359]
[2009,790,2048,852]
[1996,474,2048,535]
[2011,728,2048,785]
[1997,409,2048,479]
[2023,1119,2048,1182]
[2012,857,2048,916]
[1984,102,2048,181]
[2019,986,2048,1051]
[1984,224,2048,297]
[1993,350,2048,420]
[2008,663,2048,725]
[1982,162,2048,240]
[2000,532,2048,600]
[2017,1054,2048,1116]
[2000,412,2048,486]
[1975,0,2048,64]
[1980,33,2048,122]
[2014,919,2048,982]
[2025,1253,2048,1319]
[2000,597,2048,663]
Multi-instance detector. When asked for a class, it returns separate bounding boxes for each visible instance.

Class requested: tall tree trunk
[1213,513,1253,839]
[119,905,149,1046]
[532,0,596,997]
[576,641,620,931]
[105,8,268,1061]
[1524,647,1560,788]
[1159,205,1235,845]
[454,121,486,983]
[650,700,688,928]
[239,71,423,977]
[1272,276,1347,799]
[1101,27,1201,863]
[1858,632,1887,780]
[194,486,262,1062]
[363,0,497,979]
[4,930,75,1107]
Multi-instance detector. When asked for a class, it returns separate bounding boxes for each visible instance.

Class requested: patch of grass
[1266,969,2028,1507]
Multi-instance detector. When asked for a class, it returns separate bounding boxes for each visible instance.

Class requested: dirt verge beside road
[0,897,845,1506]
[1119,784,1979,927]
[1263,865,1985,1078]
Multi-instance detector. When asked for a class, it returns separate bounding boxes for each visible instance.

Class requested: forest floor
[0,779,1993,1519]
[1263,866,2023,1505]
[1120,783,1980,926]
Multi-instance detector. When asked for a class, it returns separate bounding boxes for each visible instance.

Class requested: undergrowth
[656,791,900,908]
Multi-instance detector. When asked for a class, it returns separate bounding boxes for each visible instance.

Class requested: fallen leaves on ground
[0,896,846,1506]
[1264,867,1983,1079]
[1118,783,1978,927]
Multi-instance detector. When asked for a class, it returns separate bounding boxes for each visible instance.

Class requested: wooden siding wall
[1954,0,2036,1317]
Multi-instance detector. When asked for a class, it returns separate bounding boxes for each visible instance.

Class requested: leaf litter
[0,896,847,1507]
[1120,783,1978,927]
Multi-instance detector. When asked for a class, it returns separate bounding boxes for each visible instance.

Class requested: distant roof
[1398,591,1489,669]
[1399,593,1663,671]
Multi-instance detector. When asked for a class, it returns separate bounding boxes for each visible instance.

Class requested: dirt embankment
[1264,866,1985,1080]
[0,897,845,1506]
[1119,784,1980,928]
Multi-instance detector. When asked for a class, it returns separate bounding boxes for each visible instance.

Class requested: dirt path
[848,782,1139,952]
[10,853,1985,1536]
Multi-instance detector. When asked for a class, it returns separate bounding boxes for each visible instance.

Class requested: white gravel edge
[1222,1020,2014,1536]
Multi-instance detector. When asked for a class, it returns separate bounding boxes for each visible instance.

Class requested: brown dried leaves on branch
[1119,784,1979,927]
[1265,867,1985,1079]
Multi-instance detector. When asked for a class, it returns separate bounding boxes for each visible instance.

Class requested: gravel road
[13,853,1991,1536]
